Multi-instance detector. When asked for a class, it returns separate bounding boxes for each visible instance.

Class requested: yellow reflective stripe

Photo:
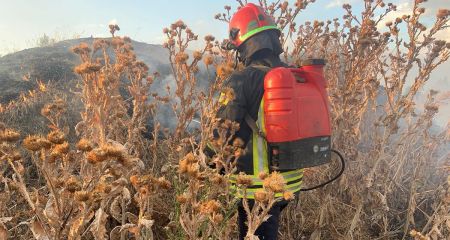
[235,97,305,199]
[229,187,300,199]
[287,182,303,193]
[256,99,269,173]
[260,98,266,135]
[281,169,304,182]
[252,132,260,174]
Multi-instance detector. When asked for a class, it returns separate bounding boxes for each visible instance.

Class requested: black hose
[300,149,345,192]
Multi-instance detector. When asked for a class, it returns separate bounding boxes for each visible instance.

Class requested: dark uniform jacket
[217,52,286,175]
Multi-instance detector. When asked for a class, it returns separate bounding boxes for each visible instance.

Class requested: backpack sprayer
[245,59,345,192]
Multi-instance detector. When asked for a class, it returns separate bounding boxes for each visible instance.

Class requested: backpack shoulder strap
[244,64,272,140]
[245,113,266,140]
[249,64,272,72]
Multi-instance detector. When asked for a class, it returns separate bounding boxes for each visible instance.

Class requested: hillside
[0,38,171,103]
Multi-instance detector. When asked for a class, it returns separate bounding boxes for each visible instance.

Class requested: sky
[0,0,448,52]
[0,0,364,53]
[0,0,449,126]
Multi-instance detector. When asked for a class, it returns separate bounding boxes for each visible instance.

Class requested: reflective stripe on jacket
[230,99,303,199]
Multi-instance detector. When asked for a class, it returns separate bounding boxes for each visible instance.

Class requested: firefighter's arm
[205,73,247,157]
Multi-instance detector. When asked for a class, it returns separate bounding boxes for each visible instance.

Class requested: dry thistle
[436,9,450,19]
[178,153,197,174]
[76,138,93,151]
[65,177,81,193]
[263,172,286,193]
[23,135,48,151]
[10,151,22,161]
[47,130,65,144]
[254,190,269,203]
[74,190,91,202]
[71,42,91,55]
[193,51,202,60]
[74,62,102,74]
[175,52,189,64]
[258,172,268,180]
[199,200,221,215]
[283,191,295,201]
[176,194,188,204]
[156,177,172,189]
[212,213,224,224]
[0,128,20,142]
[203,54,214,65]
[236,173,253,186]
[87,148,108,164]
[53,141,70,154]
[211,174,226,186]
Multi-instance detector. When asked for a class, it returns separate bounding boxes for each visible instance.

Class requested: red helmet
[228,3,280,49]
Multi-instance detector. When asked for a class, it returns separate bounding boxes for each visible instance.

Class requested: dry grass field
[0,0,449,239]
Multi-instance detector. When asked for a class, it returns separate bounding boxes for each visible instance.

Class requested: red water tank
[263,59,331,169]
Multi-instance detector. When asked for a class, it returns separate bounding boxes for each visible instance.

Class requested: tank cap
[300,59,326,66]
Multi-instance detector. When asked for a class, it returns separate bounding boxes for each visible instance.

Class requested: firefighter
[216,3,304,240]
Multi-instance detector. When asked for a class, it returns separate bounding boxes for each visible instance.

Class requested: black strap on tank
[244,113,266,140]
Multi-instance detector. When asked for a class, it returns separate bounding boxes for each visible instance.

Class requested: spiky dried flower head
[258,172,268,180]
[178,153,197,174]
[129,175,140,187]
[65,176,81,193]
[212,213,224,224]
[101,144,125,158]
[0,128,20,142]
[41,100,66,118]
[193,51,202,61]
[236,173,253,186]
[74,62,102,74]
[71,42,91,55]
[23,135,50,151]
[74,190,91,202]
[109,24,120,36]
[53,141,70,154]
[76,138,93,151]
[175,52,189,64]
[263,172,286,193]
[199,200,221,215]
[437,9,450,19]
[211,174,226,186]
[283,191,295,201]
[87,148,108,164]
[203,54,214,66]
[92,39,110,51]
[10,151,22,161]
[254,190,269,203]
[176,194,188,204]
[157,177,172,189]
[47,130,65,144]
[409,229,427,240]
[232,138,245,148]
[204,35,215,42]
[216,63,234,78]
[122,36,131,43]
[48,151,62,163]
